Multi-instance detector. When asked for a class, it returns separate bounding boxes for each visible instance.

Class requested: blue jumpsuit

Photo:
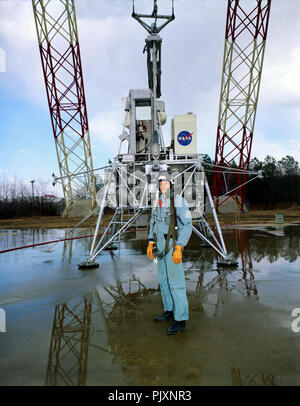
[148,194,192,321]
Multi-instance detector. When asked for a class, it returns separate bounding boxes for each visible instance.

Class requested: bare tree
[0,176,60,218]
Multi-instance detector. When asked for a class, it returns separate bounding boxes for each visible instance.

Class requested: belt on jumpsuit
[156,235,174,260]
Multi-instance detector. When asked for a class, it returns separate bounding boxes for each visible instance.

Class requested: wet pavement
[0,225,300,386]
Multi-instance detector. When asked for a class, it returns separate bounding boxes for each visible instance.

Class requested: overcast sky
[1,0,300,197]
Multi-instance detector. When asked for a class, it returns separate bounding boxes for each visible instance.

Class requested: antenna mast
[132,0,175,164]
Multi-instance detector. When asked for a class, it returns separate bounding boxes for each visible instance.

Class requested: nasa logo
[177,131,193,146]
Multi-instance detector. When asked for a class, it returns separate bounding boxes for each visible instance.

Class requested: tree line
[202,154,300,209]
[0,175,61,218]
[247,155,300,209]
[1,154,299,218]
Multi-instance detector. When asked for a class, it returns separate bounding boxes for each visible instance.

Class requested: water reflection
[247,226,300,263]
[45,277,159,386]
[184,230,258,317]
[1,226,299,386]
[45,294,93,386]
[0,229,61,252]
[45,232,258,386]
[2,224,300,265]
[45,258,262,386]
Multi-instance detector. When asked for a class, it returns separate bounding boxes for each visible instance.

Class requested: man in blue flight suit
[147,170,192,335]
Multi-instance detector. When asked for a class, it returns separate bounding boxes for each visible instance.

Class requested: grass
[1,208,300,229]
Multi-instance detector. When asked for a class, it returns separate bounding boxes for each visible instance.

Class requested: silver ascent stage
[52,0,240,269]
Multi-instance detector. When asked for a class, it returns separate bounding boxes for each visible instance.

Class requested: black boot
[154,311,173,322]
[167,320,186,335]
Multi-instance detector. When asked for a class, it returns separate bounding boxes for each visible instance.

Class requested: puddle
[0,226,300,385]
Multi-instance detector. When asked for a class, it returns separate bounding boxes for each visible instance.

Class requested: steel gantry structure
[32,0,97,214]
[212,0,271,211]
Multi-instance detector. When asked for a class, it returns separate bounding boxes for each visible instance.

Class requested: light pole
[30,180,35,215]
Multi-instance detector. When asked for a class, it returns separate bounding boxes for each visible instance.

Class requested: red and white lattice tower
[32,0,96,213]
[212,0,271,211]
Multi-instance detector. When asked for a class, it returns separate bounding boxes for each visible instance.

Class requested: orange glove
[173,245,182,264]
[147,241,154,260]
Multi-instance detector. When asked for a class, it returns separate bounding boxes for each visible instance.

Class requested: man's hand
[172,245,182,264]
[147,241,154,260]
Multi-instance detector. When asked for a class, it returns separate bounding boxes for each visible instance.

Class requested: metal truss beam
[32,0,96,212]
[212,0,271,211]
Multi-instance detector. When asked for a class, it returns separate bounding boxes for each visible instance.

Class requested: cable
[203,162,259,176]
[0,227,149,255]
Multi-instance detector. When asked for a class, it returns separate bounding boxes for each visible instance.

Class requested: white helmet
[158,170,170,182]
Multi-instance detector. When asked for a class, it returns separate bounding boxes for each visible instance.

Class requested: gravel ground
[0,209,300,229]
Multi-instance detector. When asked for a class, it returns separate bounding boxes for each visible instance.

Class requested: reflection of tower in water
[235,229,258,298]
[45,294,93,386]
[45,277,159,386]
